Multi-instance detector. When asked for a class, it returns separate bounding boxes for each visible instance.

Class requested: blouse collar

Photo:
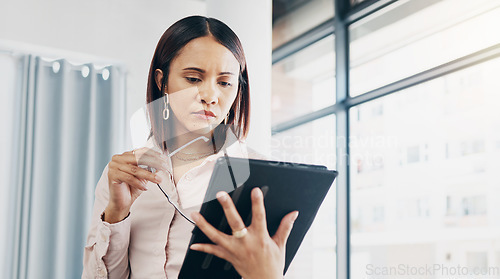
[143,128,248,176]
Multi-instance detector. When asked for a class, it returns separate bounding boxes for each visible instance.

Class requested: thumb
[272,211,299,249]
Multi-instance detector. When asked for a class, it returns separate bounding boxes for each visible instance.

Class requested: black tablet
[178,157,337,279]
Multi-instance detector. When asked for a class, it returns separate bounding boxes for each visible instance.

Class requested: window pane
[271,115,336,278]
[349,0,500,96]
[349,57,500,278]
[272,36,335,126]
[273,0,334,50]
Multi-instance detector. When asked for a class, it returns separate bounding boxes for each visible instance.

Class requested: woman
[82,16,298,279]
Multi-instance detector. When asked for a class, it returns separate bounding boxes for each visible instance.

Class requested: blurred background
[1,0,500,278]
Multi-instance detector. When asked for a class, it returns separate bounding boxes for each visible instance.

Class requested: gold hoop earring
[224,111,230,125]
[163,93,170,120]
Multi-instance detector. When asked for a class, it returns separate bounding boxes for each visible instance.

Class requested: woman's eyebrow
[182,67,235,76]
[219,71,235,76]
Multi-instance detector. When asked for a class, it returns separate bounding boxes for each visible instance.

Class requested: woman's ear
[155,69,165,92]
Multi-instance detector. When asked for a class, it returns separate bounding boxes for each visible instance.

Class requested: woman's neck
[167,131,216,155]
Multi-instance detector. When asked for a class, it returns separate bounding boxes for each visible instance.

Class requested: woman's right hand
[104,147,169,223]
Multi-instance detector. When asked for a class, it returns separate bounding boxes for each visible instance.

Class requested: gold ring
[232,227,248,238]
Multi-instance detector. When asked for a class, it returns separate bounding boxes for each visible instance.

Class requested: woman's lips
[192,110,216,120]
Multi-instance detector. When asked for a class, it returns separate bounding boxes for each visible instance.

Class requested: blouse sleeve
[82,164,131,279]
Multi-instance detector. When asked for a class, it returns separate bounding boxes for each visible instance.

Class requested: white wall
[0,0,206,147]
[0,0,272,153]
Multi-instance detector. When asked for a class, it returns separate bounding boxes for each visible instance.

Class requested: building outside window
[272,0,500,278]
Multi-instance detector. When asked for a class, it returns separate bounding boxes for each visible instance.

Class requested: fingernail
[216,191,227,201]
[292,211,299,222]
[155,175,162,183]
[190,244,200,250]
[252,187,262,198]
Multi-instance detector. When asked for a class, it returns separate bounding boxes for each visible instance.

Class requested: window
[350,0,369,7]
[462,196,487,216]
[272,0,500,278]
[350,57,500,279]
[406,145,420,164]
[273,0,334,49]
[272,35,335,125]
[271,116,336,279]
[460,140,486,156]
[349,0,500,96]
[272,115,336,168]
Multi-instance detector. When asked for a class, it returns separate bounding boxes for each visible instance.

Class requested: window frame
[271,0,500,278]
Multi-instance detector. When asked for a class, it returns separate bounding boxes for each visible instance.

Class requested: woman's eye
[219,81,232,87]
[185,77,201,83]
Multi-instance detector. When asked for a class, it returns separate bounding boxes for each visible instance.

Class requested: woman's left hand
[190,187,299,279]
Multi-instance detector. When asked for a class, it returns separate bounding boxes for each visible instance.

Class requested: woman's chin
[186,122,220,135]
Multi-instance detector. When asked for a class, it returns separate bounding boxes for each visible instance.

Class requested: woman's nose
[199,82,218,105]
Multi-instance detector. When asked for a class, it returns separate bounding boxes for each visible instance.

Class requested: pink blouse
[82,131,264,278]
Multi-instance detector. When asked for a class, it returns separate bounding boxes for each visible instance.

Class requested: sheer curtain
[0,52,126,279]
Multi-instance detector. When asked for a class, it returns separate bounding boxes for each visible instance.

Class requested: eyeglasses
[144,136,237,225]
[157,183,196,225]
[140,136,210,225]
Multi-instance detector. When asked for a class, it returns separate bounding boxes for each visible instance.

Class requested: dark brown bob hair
[146,15,250,151]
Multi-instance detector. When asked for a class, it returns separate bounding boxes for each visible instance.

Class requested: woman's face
[156,36,240,137]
